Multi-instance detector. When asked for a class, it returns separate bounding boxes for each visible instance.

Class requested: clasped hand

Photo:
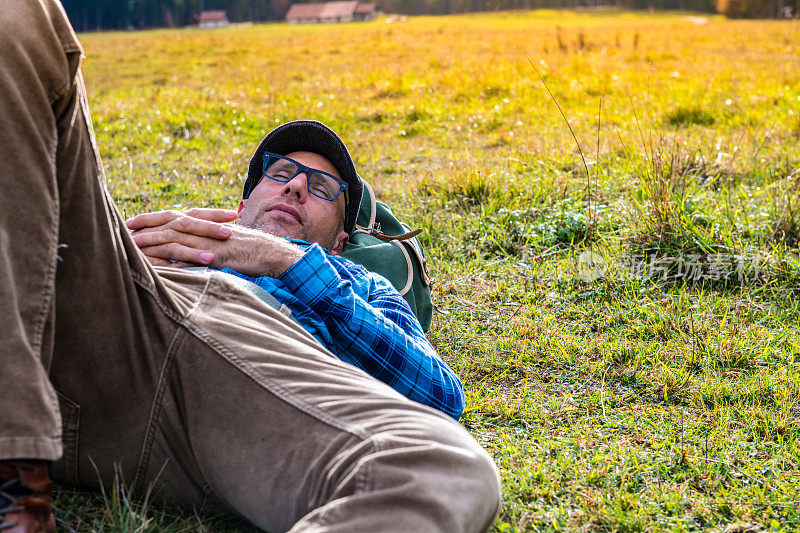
[125,208,303,278]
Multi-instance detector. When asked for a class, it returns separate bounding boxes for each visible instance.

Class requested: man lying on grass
[0,1,499,532]
[126,119,466,421]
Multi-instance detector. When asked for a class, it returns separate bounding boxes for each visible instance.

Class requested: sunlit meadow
[57,10,800,531]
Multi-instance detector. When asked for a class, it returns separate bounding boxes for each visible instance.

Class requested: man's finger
[183,208,238,222]
[130,221,228,239]
[124,208,236,230]
[126,209,235,239]
[140,243,214,265]
[125,210,182,230]
[169,215,232,239]
[132,229,210,249]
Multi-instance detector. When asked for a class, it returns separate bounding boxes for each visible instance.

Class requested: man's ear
[330,231,349,256]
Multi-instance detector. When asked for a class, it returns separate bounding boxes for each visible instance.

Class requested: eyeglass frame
[260,152,348,202]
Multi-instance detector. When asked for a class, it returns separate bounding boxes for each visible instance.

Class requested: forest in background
[65,0,789,32]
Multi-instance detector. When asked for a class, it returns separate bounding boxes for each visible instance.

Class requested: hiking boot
[0,460,55,533]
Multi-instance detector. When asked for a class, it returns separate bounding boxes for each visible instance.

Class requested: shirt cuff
[278,243,340,307]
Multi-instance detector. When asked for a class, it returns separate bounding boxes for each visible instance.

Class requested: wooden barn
[285,1,377,23]
[198,10,229,28]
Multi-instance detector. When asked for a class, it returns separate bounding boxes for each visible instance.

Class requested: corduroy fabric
[0,2,501,531]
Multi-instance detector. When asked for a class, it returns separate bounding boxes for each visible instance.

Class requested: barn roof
[285,3,326,19]
[319,1,359,18]
[199,10,228,22]
[286,1,364,20]
[354,2,375,13]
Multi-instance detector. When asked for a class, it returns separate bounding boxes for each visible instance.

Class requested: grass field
[58,9,800,531]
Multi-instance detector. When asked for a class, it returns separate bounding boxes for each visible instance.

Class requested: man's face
[237,151,349,254]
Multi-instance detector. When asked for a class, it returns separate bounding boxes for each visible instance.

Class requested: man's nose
[282,173,308,201]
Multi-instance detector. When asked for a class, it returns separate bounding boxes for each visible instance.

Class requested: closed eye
[269,170,294,180]
[309,174,339,199]
[266,159,298,180]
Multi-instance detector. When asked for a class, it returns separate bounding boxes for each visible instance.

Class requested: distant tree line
[717,0,797,17]
[383,0,717,15]
[61,0,791,31]
[62,0,274,31]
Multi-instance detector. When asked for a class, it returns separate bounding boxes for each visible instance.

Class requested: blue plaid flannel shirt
[219,239,464,419]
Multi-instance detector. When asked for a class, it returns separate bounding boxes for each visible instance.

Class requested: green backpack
[340,181,433,332]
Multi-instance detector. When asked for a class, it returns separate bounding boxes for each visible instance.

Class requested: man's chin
[248,218,305,241]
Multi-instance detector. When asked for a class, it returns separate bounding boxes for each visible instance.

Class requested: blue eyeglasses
[262,152,348,201]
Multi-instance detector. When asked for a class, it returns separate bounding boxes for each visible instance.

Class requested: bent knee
[425,427,501,528]
[363,413,502,531]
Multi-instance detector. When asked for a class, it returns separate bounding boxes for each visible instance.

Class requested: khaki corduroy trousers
[0,1,500,531]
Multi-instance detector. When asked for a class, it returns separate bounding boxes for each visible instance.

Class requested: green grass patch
[56,9,800,531]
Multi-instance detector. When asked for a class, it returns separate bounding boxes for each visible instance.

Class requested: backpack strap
[350,180,431,288]
[390,240,414,295]
[364,179,377,229]
[342,178,434,330]
[355,225,422,242]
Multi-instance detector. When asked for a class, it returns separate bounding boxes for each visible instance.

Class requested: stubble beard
[238,201,342,251]
[238,210,308,242]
